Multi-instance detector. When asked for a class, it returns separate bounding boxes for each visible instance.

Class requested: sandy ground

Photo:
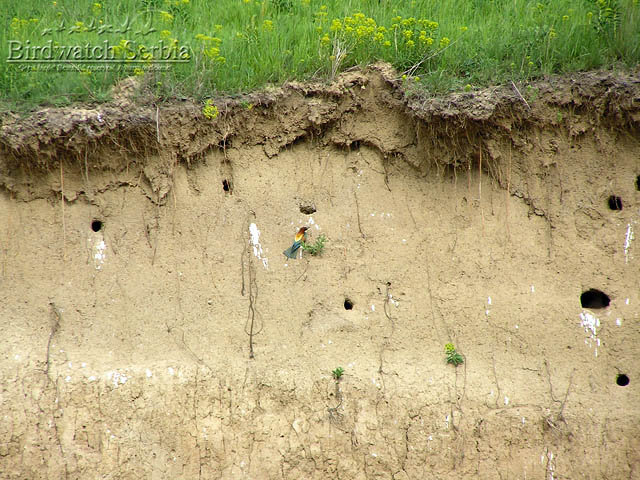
[0,66,639,478]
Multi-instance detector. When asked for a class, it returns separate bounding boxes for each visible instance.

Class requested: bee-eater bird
[283,226,309,259]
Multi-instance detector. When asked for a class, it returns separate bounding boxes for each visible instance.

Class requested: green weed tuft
[302,234,327,256]
[445,342,464,367]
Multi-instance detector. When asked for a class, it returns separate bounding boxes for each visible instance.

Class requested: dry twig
[511,81,531,110]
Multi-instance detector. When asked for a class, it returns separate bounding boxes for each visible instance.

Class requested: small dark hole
[299,203,316,215]
[580,289,610,309]
[91,220,103,232]
[222,179,231,193]
[608,195,623,210]
[616,374,629,386]
[344,298,353,310]
[292,135,307,147]
[218,138,232,149]
[636,175,640,191]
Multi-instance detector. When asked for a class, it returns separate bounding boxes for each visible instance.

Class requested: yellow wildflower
[203,100,219,120]
[402,17,416,27]
[204,47,220,58]
[159,11,174,22]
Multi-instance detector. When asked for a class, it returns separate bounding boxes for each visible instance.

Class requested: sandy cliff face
[0,65,639,479]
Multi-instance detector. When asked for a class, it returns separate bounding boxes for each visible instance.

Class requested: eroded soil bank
[1,65,639,479]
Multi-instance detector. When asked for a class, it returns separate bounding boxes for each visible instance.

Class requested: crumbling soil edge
[1,63,639,184]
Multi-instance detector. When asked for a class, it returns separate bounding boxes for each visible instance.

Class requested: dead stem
[155,104,161,143]
[83,149,91,194]
[242,212,261,359]
[377,282,395,390]
[505,145,512,243]
[511,81,531,110]
[60,162,66,264]
[295,259,309,282]
[46,301,68,479]
[479,147,485,233]
[467,159,472,219]
[382,156,391,192]
[354,190,365,239]
[46,302,62,378]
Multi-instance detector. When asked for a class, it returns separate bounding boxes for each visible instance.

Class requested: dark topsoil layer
[1,63,639,179]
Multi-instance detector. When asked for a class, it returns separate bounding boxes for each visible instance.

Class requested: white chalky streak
[94,240,107,270]
[249,223,268,269]
[624,223,633,263]
[579,311,600,357]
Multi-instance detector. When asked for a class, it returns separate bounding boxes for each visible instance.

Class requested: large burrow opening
[580,289,610,309]
[616,374,630,387]
[91,219,103,232]
[608,195,623,210]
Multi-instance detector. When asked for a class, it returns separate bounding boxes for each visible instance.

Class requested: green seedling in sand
[302,234,327,256]
[445,343,464,366]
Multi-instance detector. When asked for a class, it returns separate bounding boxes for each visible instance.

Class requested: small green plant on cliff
[332,367,344,380]
[302,234,327,256]
[445,343,464,366]
[202,100,219,120]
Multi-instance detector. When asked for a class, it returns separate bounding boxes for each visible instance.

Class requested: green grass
[1,0,638,110]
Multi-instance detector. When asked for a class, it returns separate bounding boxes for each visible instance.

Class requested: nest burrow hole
[580,289,610,309]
